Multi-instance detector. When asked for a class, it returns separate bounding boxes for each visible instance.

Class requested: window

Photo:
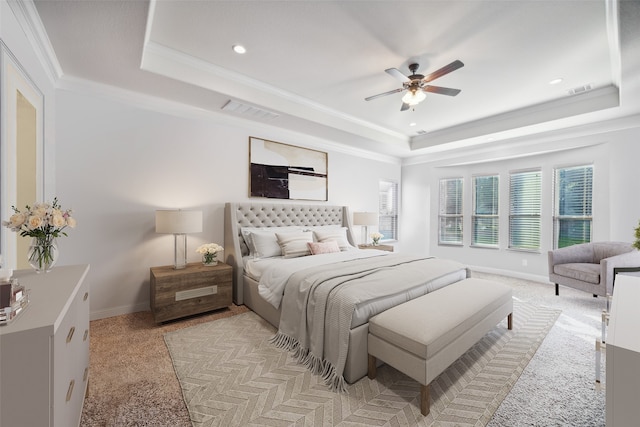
[509,169,541,251]
[439,178,463,245]
[472,175,499,248]
[553,165,593,248]
[378,180,398,241]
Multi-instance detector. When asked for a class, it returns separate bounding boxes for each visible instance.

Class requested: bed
[224,202,469,388]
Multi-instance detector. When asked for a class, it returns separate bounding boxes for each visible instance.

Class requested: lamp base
[174,234,188,269]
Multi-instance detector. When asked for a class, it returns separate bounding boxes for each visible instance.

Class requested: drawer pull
[83,292,89,301]
[83,367,89,382]
[66,379,75,402]
[66,326,75,343]
[83,329,89,341]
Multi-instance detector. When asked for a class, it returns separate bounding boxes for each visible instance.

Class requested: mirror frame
[0,40,45,269]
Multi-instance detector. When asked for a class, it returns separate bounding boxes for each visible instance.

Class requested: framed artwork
[249,137,328,201]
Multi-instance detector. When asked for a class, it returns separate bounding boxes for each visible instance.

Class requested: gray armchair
[548,241,640,297]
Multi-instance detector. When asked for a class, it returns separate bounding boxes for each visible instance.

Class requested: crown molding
[57,74,401,165]
[7,0,63,85]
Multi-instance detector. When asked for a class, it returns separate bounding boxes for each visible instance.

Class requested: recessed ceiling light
[549,78,563,85]
[409,122,417,127]
[232,45,247,54]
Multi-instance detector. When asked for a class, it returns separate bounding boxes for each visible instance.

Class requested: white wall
[55,88,401,319]
[401,127,640,281]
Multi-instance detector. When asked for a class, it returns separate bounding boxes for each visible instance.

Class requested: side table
[358,244,394,252]
[150,262,232,323]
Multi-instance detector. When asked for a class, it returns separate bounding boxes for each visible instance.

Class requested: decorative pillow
[276,232,314,258]
[308,240,340,255]
[313,227,353,251]
[248,231,283,258]
[241,227,304,258]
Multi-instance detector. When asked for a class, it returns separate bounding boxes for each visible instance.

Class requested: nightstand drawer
[150,262,233,323]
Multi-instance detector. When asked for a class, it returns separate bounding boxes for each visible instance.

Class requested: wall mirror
[1,41,44,269]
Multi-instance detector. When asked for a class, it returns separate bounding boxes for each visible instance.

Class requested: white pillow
[276,232,314,258]
[313,227,353,251]
[241,226,304,257]
[249,231,282,258]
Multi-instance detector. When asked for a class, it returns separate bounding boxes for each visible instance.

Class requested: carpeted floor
[81,273,606,426]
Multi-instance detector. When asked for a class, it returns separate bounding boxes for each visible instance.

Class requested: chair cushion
[554,263,600,284]
[368,278,512,359]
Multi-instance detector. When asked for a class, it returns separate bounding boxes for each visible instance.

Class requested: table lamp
[353,212,378,245]
[155,209,203,269]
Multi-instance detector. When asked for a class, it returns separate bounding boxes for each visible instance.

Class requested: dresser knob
[66,326,75,343]
[83,292,89,301]
[66,379,75,402]
[83,367,89,382]
[83,329,88,341]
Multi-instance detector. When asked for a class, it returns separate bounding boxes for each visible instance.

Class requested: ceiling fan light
[402,90,426,106]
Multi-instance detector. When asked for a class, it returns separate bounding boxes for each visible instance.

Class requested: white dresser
[0,264,90,427]
[606,275,640,427]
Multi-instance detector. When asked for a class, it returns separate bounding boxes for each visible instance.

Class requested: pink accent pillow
[308,240,340,255]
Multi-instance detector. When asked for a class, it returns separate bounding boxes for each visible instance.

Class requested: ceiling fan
[365,60,464,111]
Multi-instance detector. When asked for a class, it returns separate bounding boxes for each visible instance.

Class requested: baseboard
[468,265,550,284]
[90,301,149,321]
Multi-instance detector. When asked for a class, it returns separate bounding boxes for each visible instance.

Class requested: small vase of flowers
[196,243,223,266]
[370,232,384,246]
[3,197,76,273]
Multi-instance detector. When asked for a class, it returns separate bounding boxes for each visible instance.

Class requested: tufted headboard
[224,202,356,304]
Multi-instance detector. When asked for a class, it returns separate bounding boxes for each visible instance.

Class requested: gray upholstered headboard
[224,202,356,304]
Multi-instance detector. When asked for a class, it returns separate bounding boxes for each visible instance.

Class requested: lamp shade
[353,212,378,226]
[155,210,203,234]
[402,89,426,106]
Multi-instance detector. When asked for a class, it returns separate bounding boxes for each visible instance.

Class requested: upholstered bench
[367,278,513,416]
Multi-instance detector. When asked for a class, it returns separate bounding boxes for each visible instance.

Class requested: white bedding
[253,249,390,309]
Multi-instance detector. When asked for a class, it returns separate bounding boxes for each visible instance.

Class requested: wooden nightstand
[358,244,394,252]
[150,262,232,323]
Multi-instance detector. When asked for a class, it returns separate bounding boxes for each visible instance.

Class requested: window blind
[379,180,398,241]
[439,178,463,245]
[509,170,541,251]
[472,175,499,247]
[553,165,593,248]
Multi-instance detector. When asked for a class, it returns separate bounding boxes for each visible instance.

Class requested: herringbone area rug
[165,300,559,426]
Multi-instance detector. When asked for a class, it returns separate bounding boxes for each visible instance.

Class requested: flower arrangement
[634,220,640,251]
[196,243,223,265]
[370,232,384,246]
[3,197,76,272]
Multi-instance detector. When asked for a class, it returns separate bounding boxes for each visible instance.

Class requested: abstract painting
[249,137,327,201]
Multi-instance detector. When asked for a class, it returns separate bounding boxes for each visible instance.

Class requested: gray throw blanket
[270,254,466,391]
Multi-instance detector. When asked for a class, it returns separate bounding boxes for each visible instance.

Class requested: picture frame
[249,137,328,201]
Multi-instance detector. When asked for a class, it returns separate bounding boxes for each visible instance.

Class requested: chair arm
[601,250,640,295]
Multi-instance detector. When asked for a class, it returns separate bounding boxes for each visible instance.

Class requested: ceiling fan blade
[365,87,405,101]
[422,60,464,83]
[400,102,410,111]
[385,68,411,83]
[424,85,461,96]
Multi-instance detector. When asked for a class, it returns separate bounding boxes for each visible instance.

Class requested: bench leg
[368,354,377,379]
[508,313,513,330]
[555,283,559,296]
[421,384,430,416]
